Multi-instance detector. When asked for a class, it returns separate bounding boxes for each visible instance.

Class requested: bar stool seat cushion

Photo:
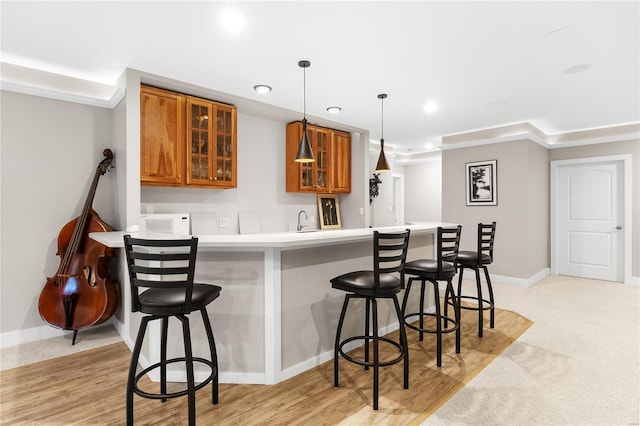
[331,271,401,296]
[139,284,222,313]
[404,259,456,279]
[457,250,492,266]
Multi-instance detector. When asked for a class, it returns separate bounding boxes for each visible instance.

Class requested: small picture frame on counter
[318,194,341,229]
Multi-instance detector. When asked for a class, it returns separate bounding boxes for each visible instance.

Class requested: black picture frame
[317,194,341,229]
[466,160,497,206]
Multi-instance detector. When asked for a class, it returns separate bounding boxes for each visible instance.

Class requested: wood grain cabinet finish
[285,121,351,193]
[185,96,237,188]
[140,86,184,186]
[330,130,351,193]
[140,85,237,189]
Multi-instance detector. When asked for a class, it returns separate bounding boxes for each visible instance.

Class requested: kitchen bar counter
[92,223,454,385]
[90,222,451,249]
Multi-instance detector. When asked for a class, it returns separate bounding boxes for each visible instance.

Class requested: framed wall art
[466,160,497,206]
[317,194,341,229]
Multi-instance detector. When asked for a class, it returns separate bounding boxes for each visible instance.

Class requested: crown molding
[1,80,125,109]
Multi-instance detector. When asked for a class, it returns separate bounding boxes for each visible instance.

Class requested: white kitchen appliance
[139,213,190,235]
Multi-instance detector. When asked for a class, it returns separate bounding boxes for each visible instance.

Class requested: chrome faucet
[297,210,308,232]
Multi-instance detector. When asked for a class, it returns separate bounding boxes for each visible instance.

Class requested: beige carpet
[0,323,121,371]
[424,275,640,425]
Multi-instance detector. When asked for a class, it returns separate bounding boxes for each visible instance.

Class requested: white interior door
[555,160,624,281]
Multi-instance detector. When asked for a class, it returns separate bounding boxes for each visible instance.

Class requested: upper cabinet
[186,96,237,188]
[140,85,237,189]
[330,130,351,193]
[140,86,184,186]
[285,121,351,193]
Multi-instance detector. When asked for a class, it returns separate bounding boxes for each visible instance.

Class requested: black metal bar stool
[451,222,497,337]
[331,229,411,410]
[123,235,221,426]
[401,226,462,367]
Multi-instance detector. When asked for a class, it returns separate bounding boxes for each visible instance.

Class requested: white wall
[370,150,396,227]
[1,91,115,337]
[441,140,549,281]
[404,158,442,223]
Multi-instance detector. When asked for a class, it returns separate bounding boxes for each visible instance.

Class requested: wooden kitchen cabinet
[140,86,185,186]
[286,121,351,193]
[140,85,237,189]
[330,130,351,193]
[186,96,237,188]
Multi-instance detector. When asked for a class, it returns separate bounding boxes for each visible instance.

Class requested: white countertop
[90,222,455,250]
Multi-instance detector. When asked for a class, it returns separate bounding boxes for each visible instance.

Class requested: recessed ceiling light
[253,85,272,94]
[423,101,438,114]
[425,143,434,149]
[221,10,246,33]
[564,64,591,74]
[326,106,342,114]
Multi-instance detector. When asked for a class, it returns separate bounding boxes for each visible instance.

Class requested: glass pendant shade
[295,60,315,163]
[295,118,314,163]
[375,139,390,172]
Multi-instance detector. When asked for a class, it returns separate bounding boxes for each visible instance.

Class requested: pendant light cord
[380,96,384,141]
[303,66,307,118]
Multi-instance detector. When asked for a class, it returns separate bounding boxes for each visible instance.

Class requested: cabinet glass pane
[192,105,208,129]
[192,156,208,180]
[225,135,232,156]
[225,159,232,181]
[217,109,230,132]
[216,160,224,180]
[217,135,224,156]
[214,159,233,181]
[302,165,312,187]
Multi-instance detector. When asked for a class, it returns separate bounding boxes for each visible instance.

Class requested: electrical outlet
[219,217,229,228]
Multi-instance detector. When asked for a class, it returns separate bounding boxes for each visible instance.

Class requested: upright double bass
[38,149,119,344]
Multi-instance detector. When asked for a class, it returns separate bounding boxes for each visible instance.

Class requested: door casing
[550,154,632,283]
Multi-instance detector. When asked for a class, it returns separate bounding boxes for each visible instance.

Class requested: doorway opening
[393,174,404,225]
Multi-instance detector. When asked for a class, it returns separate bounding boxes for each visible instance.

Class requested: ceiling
[1,1,639,154]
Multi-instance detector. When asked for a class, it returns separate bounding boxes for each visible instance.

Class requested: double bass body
[38,149,119,342]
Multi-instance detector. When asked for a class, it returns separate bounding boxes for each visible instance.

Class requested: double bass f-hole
[38,148,120,345]
[54,264,95,289]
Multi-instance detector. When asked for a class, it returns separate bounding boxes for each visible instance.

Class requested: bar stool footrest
[337,335,405,368]
[404,312,458,334]
[133,357,217,400]
[448,295,493,312]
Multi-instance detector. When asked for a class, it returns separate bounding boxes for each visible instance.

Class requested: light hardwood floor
[0,306,531,425]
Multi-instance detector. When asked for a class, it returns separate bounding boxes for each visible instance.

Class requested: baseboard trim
[464,268,550,288]
[0,321,115,349]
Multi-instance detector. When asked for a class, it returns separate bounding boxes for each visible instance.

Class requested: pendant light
[295,60,315,163]
[375,93,390,172]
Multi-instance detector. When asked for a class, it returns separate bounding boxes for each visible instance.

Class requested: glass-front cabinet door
[186,96,237,188]
[214,105,236,187]
[298,126,329,192]
[314,128,329,191]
